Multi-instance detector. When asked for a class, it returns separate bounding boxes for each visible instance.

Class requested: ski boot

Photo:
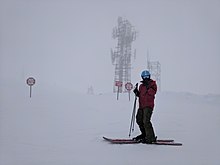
[142,136,157,144]
[133,134,145,142]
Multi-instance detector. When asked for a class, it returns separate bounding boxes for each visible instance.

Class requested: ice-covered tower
[111,17,137,93]
[147,52,161,91]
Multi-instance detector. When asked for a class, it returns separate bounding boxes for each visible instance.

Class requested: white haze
[0,0,220,95]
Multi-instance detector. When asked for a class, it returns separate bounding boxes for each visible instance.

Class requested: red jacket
[138,80,157,109]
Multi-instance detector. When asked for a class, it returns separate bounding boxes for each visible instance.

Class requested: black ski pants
[136,107,156,141]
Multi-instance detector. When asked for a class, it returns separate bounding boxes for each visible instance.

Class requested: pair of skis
[103,137,182,146]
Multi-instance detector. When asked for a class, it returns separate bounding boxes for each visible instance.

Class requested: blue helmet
[141,70,151,79]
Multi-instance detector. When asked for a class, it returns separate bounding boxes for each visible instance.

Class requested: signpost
[26,77,36,98]
[115,81,123,100]
[125,82,133,101]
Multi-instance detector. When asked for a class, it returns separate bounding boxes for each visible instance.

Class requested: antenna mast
[146,51,161,91]
[111,17,137,93]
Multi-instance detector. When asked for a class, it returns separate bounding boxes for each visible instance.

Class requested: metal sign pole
[128,91,130,101]
[30,86,32,98]
[117,86,119,100]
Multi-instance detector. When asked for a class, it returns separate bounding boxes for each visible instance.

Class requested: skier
[133,70,157,144]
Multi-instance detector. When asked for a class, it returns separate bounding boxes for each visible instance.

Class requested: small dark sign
[26,77,36,98]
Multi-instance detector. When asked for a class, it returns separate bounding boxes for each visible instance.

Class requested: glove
[133,87,139,97]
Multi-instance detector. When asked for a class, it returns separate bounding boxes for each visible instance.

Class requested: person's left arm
[147,81,157,96]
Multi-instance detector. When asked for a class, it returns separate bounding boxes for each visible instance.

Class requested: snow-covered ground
[1,82,220,165]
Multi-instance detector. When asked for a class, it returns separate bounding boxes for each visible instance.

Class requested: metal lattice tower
[111,17,137,93]
[147,53,161,91]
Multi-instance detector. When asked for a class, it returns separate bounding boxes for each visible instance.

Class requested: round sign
[125,82,133,91]
[27,77,36,86]
[115,81,123,87]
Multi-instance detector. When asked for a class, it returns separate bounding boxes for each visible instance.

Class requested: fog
[1,0,220,95]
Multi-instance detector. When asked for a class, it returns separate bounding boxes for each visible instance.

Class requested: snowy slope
[0,82,220,165]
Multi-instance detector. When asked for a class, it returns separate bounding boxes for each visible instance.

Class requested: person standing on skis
[133,70,157,144]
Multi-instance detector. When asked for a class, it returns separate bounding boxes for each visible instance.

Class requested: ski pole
[131,96,137,134]
[129,83,138,137]
[129,90,137,137]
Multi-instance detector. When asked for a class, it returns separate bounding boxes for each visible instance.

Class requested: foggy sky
[0,0,220,95]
